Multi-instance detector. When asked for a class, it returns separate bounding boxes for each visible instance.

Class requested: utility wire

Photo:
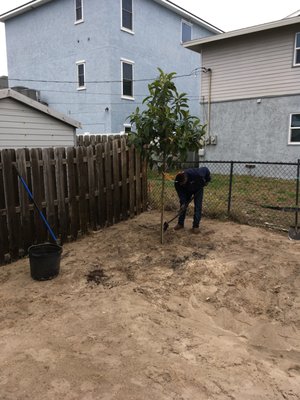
[8,69,201,84]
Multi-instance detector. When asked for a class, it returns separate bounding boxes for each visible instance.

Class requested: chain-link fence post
[227,161,234,215]
[294,159,300,229]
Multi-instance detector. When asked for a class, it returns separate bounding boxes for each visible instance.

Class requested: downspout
[206,68,212,140]
[199,67,212,160]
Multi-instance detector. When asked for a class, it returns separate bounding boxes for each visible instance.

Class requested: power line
[25,88,201,98]
[8,68,201,85]
[8,72,198,85]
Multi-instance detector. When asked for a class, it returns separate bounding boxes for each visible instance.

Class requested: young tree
[128,68,206,243]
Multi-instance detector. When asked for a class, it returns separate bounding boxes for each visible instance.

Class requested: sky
[0,0,299,76]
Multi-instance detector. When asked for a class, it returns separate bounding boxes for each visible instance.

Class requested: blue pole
[17,173,58,243]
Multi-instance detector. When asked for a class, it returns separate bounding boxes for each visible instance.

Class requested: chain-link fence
[147,160,300,232]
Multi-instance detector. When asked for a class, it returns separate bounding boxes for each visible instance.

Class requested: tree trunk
[160,158,166,244]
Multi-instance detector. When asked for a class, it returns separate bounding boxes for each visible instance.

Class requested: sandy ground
[0,211,300,400]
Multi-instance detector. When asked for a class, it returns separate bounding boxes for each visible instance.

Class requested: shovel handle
[15,167,58,243]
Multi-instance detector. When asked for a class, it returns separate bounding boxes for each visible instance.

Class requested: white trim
[184,15,300,52]
[74,0,84,23]
[120,0,134,34]
[121,59,135,100]
[0,0,53,21]
[288,112,300,145]
[181,19,192,43]
[152,0,222,34]
[293,32,300,66]
[121,27,135,35]
[76,60,86,90]
[121,123,132,134]
[0,0,223,34]
[286,10,300,18]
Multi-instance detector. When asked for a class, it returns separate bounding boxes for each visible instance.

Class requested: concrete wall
[200,95,300,163]
[5,0,216,133]
[0,97,75,148]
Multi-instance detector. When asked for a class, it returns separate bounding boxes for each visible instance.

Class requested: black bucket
[28,243,62,281]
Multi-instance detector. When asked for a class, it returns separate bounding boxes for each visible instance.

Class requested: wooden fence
[0,137,147,264]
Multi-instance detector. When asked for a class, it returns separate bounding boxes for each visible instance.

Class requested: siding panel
[202,26,300,101]
[0,97,75,148]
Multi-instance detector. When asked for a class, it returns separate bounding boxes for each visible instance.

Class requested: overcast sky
[0,0,299,76]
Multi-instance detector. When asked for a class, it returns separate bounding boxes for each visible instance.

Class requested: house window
[121,60,134,98]
[294,33,300,66]
[123,124,131,133]
[181,20,192,43]
[75,0,83,23]
[121,0,133,32]
[289,113,300,144]
[76,61,85,89]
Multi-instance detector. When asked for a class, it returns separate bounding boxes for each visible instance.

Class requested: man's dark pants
[178,188,204,228]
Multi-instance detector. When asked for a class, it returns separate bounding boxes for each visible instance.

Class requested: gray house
[0,89,81,149]
[185,16,300,163]
[0,0,222,134]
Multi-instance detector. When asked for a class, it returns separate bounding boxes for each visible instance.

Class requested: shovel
[163,191,199,232]
[163,203,188,232]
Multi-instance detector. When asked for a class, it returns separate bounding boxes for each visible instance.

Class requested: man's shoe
[191,227,200,234]
[174,224,184,231]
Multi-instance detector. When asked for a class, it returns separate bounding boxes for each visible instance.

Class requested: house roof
[0,88,81,128]
[184,15,300,53]
[0,0,223,33]
[0,0,52,21]
[152,0,223,33]
[286,10,300,17]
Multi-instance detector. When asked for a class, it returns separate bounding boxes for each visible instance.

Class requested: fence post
[227,161,234,215]
[295,159,300,228]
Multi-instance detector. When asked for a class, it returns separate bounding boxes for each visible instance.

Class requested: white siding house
[0,89,81,149]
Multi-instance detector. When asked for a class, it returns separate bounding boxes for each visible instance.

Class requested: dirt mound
[0,211,299,399]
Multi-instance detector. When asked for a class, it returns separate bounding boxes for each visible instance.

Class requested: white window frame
[121,0,134,34]
[76,60,86,90]
[181,20,192,43]
[121,59,134,100]
[294,32,300,66]
[74,0,84,24]
[123,123,132,133]
[288,113,300,145]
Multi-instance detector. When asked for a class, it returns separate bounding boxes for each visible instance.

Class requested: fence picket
[30,148,47,243]
[87,146,97,230]
[66,147,79,240]
[112,139,121,223]
[120,138,128,220]
[2,149,20,259]
[95,143,106,227]
[55,148,68,243]
[135,149,141,215]
[104,141,113,225]
[0,150,7,262]
[77,146,88,235]
[16,148,32,252]
[128,145,135,217]
[42,148,57,240]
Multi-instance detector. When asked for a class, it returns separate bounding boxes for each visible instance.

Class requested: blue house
[0,0,222,134]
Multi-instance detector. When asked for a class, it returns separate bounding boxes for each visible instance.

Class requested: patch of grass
[147,170,297,231]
